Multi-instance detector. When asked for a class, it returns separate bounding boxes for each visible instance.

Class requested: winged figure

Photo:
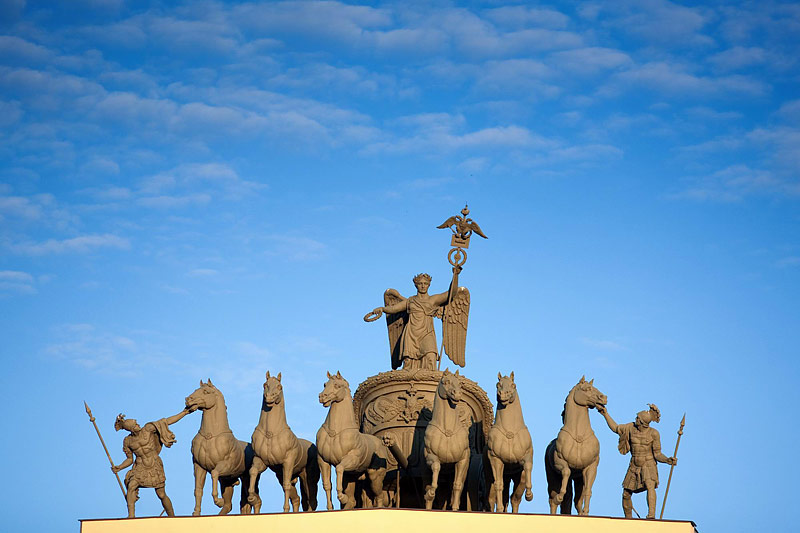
[365,267,470,370]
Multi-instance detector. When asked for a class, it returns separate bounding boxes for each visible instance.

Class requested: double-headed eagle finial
[437,204,488,247]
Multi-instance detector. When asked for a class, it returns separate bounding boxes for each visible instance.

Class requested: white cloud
[9,233,130,255]
[265,235,327,261]
[45,324,172,378]
[0,36,53,65]
[675,165,787,202]
[0,195,43,219]
[485,6,570,30]
[609,62,768,97]
[188,268,218,277]
[581,338,628,351]
[550,47,633,74]
[135,163,264,206]
[137,194,212,209]
[777,100,800,124]
[598,0,714,47]
[0,270,35,293]
[776,257,800,268]
[708,46,767,71]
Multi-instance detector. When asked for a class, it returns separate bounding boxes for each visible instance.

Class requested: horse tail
[241,442,260,513]
[544,439,560,499]
[303,442,320,511]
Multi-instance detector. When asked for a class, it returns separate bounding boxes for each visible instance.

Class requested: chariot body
[353,369,493,509]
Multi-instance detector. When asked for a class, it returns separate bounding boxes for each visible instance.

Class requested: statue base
[81,509,697,533]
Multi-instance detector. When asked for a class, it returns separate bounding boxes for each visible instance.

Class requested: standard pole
[659,413,685,519]
[84,401,127,500]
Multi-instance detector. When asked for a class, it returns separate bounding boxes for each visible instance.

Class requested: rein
[198,428,233,440]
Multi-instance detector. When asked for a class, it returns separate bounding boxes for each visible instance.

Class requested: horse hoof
[526,490,533,501]
[214,498,224,508]
[192,511,201,517]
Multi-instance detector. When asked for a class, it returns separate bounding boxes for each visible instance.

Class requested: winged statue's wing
[384,289,407,370]
[442,286,470,367]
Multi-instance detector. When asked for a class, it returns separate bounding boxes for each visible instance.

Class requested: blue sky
[1,0,798,531]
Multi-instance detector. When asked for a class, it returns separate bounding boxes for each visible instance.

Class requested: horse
[247,371,319,512]
[423,369,470,511]
[485,372,533,513]
[544,376,607,515]
[316,371,394,509]
[185,379,261,515]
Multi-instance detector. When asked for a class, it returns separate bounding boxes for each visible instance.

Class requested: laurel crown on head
[413,273,431,284]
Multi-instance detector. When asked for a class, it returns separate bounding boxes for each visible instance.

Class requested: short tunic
[615,422,661,493]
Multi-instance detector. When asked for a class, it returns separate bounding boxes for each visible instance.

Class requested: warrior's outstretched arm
[164,407,192,426]
[597,405,620,434]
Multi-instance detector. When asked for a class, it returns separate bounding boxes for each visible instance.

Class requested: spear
[84,401,127,501]
[659,413,685,519]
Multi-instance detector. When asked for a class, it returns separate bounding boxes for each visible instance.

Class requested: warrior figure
[111,408,192,518]
[367,265,469,370]
[597,404,676,519]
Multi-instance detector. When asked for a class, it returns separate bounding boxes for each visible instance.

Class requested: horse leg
[451,451,470,511]
[572,471,584,514]
[281,452,299,512]
[240,470,260,515]
[298,470,310,511]
[318,455,333,510]
[344,477,358,510]
[510,469,525,513]
[335,450,363,509]
[248,456,267,510]
[579,459,598,516]
[192,462,206,516]
[523,450,534,502]
[368,468,388,508]
[424,454,440,510]
[487,451,504,513]
[210,469,225,508]
[218,482,234,515]
[552,450,571,510]
[289,478,301,511]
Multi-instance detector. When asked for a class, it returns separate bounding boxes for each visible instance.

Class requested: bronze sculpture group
[91,206,682,520]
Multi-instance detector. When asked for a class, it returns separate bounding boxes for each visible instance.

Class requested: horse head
[319,371,350,408]
[438,369,463,406]
[186,378,222,411]
[571,375,607,410]
[263,371,283,407]
[496,371,517,407]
